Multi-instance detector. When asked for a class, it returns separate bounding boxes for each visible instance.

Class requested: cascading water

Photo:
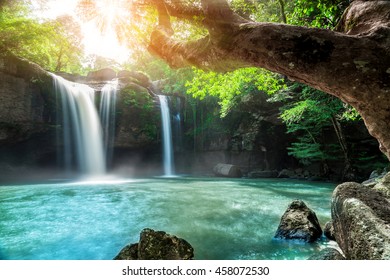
[173,97,183,152]
[52,74,106,176]
[158,95,175,176]
[99,79,118,169]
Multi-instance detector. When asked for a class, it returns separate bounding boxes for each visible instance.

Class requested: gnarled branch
[148,0,390,159]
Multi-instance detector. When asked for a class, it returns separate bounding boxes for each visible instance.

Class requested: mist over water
[0,178,336,260]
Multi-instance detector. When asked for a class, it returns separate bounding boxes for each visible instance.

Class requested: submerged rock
[114,228,194,260]
[331,181,390,259]
[308,248,345,260]
[274,200,322,242]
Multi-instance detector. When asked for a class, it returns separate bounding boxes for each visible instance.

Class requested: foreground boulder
[114,228,194,260]
[274,200,322,242]
[331,181,390,259]
[213,163,242,178]
[308,248,345,260]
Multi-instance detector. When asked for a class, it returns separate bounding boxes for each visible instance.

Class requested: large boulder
[331,181,390,259]
[114,228,194,260]
[118,70,151,88]
[86,68,116,81]
[274,200,323,242]
[213,163,242,178]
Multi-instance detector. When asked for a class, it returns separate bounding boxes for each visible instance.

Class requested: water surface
[0,177,336,260]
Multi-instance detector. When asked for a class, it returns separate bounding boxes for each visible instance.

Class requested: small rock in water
[308,248,345,260]
[114,228,194,260]
[324,221,336,241]
[274,200,322,242]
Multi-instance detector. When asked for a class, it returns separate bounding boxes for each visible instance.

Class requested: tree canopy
[0,2,84,72]
[1,0,390,163]
[146,0,390,160]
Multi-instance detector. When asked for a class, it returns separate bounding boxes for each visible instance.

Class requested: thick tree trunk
[148,0,390,160]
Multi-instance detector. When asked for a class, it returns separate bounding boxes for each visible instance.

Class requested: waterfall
[53,74,106,176]
[173,97,183,152]
[158,95,175,176]
[99,79,118,169]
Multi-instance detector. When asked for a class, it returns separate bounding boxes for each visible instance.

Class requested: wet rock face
[331,181,390,259]
[114,228,194,260]
[274,200,323,242]
[0,54,54,144]
[0,54,58,175]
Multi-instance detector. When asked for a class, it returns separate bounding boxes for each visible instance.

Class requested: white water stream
[158,95,175,176]
[52,74,106,176]
[99,79,118,168]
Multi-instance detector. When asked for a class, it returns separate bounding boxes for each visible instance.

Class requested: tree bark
[278,0,287,24]
[331,115,352,181]
[148,0,390,160]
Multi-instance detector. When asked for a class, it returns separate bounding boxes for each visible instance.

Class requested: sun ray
[29,0,136,63]
[74,0,135,63]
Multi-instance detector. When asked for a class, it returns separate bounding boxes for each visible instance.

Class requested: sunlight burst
[76,0,134,62]
[34,0,135,63]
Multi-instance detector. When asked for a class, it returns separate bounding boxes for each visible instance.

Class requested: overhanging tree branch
[148,0,390,160]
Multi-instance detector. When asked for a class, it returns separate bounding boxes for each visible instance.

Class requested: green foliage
[289,0,349,28]
[352,152,388,173]
[121,87,153,112]
[0,3,83,72]
[186,67,285,117]
[287,137,326,164]
[126,55,175,81]
[278,84,357,165]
